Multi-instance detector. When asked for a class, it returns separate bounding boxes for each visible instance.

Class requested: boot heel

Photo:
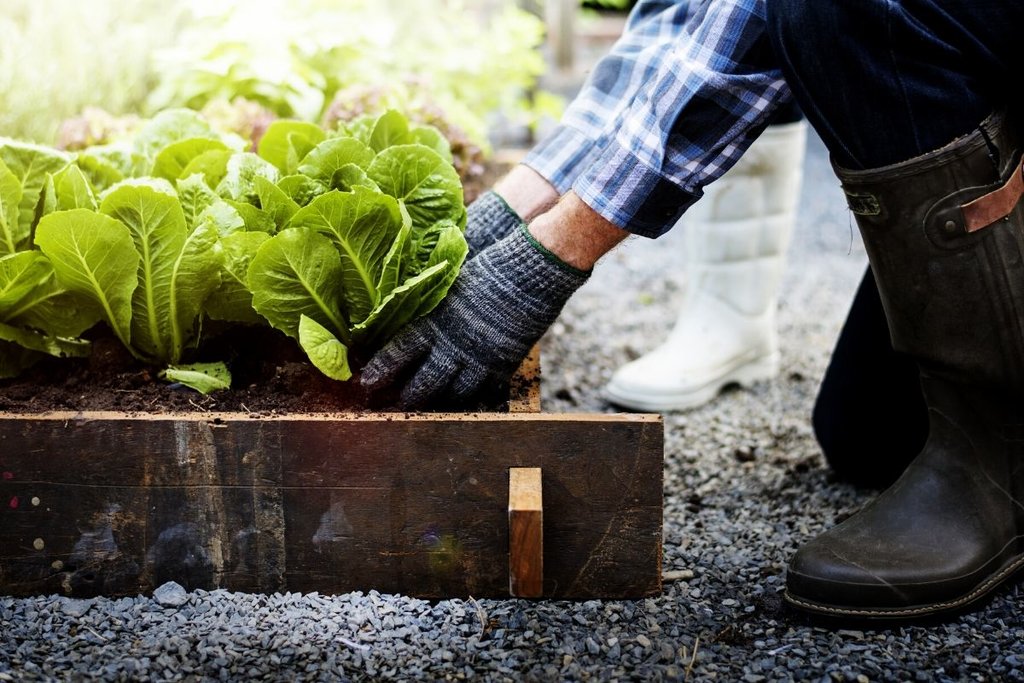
[728,352,780,388]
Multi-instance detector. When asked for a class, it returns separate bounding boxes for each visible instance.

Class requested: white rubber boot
[605,120,808,411]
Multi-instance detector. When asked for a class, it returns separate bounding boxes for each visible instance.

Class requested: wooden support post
[545,0,576,72]
[508,467,544,598]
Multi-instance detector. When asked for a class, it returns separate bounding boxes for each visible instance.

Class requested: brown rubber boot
[785,109,1024,619]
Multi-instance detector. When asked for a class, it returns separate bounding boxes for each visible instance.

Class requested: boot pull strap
[961,157,1024,232]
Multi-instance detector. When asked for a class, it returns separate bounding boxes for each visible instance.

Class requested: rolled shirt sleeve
[528,0,793,238]
[524,0,697,193]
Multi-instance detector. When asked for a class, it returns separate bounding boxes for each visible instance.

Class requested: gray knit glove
[465,190,523,258]
[360,224,589,408]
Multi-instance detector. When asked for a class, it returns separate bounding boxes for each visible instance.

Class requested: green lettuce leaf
[254,176,299,231]
[367,144,464,231]
[368,110,412,153]
[153,138,231,181]
[132,109,218,164]
[277,175,326,207]
[177,174,222,232]
[0,247,101,337]
[205,231,270,324]
[351,260,451,348]
[0,251,52,315]
[53,164,98,212]
[0,159,25,256]
[298,314,351,381]
[288,187,404,323]
[216,153,281,205]
[199,202,247,238]
[179,149,233,189]
[0,139,73,245]
[34,209,139,351]
[224,200,276,234]
[298,137,375,187]
[330,164,380,193]
[258,120,326,174]
[411,221,469,318]
[375,202,414,298]
[75,150,127,193]
[161,361,232,394]
[100,183,221,362]
[0,320,90,359]
[411,125,454,163]
[247,227,349,343]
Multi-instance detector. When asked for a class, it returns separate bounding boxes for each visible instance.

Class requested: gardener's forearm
[493,165,560,222]
[527,191,629,271]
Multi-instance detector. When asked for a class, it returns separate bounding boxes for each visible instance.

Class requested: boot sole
[604,353,779,412]
[784,551,1024,620]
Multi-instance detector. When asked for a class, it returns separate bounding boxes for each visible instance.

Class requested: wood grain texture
[0,413,662,599]
[508,468,543,598]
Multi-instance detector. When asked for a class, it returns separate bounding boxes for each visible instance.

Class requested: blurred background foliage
[0,0,560,154]
[0,0,186,143]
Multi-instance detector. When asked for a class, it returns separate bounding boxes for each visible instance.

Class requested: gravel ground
[4,133,1024,682]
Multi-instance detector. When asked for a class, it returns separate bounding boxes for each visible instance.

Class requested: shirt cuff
[572,138,700,239]
[521,125,604,195]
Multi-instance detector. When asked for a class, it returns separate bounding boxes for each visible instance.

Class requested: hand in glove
[360,224,589,408]
[464,190,523,258]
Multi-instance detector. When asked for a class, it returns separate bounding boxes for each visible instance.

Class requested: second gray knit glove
[360,224,589,408]
[464,190,523,258]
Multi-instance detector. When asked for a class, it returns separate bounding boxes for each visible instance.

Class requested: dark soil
[0,325,519,416]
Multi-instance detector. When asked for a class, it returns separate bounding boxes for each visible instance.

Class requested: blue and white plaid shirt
[523,0,792,238]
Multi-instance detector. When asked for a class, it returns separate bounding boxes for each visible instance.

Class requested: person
[471,0,810,414]
[362,0,1024,620]
[766,0,1024,619]
[605,107,806,412]
[361,0,793,409]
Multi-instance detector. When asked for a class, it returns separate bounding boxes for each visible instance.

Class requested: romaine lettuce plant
[0,140,99,378]
[243,110,468,380]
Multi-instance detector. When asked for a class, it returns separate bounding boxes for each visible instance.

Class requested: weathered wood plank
[0,413,662,599]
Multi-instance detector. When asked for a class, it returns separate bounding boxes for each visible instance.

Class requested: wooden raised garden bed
[0,352,664,600]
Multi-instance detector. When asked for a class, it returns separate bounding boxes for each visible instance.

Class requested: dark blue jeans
[766,0,1024,170]
[765,0,1024,486]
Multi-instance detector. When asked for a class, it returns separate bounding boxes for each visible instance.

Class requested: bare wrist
[527,192,628,271]
[493,165,560,222]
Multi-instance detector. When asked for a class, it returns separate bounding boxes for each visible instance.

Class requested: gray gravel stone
[153,581,189,608]
[58,598,94,618]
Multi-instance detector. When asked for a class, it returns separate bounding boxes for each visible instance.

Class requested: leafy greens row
[0,108,468,392]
